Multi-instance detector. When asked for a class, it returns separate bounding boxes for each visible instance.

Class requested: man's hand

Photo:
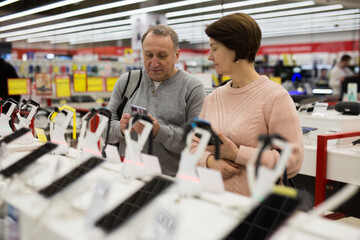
[206,132,238,162]
[120,113,131,134]
[148,114,160,137]
[207,155,241,179]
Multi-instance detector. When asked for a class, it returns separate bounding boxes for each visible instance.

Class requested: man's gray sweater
[107,68,205,176]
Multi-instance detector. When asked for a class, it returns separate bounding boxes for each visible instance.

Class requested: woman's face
[208,38,237,75]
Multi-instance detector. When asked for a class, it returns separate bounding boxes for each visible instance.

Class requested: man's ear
[175,48,180,62]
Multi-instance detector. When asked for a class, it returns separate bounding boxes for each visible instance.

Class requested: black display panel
[0,128,30,144]
[38,156,104,198]
[224,193,301,240]
[95,176,173,234]
[0,142,57,178]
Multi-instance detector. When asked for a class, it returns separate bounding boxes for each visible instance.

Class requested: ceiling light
[0,0,19,8]
[0,0,216,36]
[168,1,316,24]
[0,0,149,32]
[5,19,132,41]
[0,0,84,23]
[166,0,278,18]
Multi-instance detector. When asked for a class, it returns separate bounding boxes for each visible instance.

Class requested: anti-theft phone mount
[246,134,292,206]
[14,99,40,144]
[0,98,18,138]
[77,108,111,157]
[49,105,76,155]
[176,118,221,197]
[123,113,153,179]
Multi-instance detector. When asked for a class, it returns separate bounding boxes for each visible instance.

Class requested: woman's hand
[207,155,241,179]
[206,132,238,162]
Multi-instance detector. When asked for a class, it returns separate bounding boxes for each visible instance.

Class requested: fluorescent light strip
[166,0,278,18]
[262,19,359,33]
[5,19,132,41]
[255,9,360,25]
[69,31,133,45]
[0,0,216,37]
[0,0,148,32]
[0,0,84,23]
[168,1,316,24]
[0,0,19,8]
[251,4,343,19]
[26,25,132,43]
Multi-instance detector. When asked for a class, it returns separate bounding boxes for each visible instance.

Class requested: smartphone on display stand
[130,104,147,115]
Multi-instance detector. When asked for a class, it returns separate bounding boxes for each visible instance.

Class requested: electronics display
[38,156,104,198]
[95,176,173,234]
[130,104,147,115]
[0,142,57,178]
[224,192,301,240]
[0,128,30,144]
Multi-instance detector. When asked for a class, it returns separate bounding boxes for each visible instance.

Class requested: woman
[195,13,303,196]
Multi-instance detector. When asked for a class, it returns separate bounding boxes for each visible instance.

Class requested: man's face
[142,32,180,82]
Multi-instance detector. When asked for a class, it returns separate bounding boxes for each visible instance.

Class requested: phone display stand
[77,108,111,157]
[0,99,18,138]
[14,99,40,144]
[49,105,76,155]
[176,126,210,197]
[123,114,153,179]
[246,134,292,207]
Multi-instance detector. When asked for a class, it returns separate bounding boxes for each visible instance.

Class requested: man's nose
[150,59,160,67]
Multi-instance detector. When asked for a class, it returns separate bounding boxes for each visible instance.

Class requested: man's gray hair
[141,24,179,50]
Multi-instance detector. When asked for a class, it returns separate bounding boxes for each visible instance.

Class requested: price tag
[106,77,118,91]
[141,153,162,176]
[151,207,177,240]
[312,102,328,116]
[87,77,104,92]
[55,75,71,98]
[35,128,48,143]
[104,145,121,163]
[7,78,30,95]
[197,166,225,194]
[73,70,87,92]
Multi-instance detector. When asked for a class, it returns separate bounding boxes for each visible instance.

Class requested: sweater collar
[223,75,267,94]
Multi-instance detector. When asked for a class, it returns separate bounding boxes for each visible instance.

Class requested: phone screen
[38,157,104,198]
[95,176,173,234]
[130,104,147,115]
[0,142,58,178]
[0,128,30,144]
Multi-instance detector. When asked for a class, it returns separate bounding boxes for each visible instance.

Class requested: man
[107,25,205,176]
[329,54,354,99]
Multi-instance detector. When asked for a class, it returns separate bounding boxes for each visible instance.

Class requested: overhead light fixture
[166,0,278,18]
[1,0,216,38]
[5,19,132,41]
[28,25,131,43]
[0,0,84,23]
[69,31,133,45]
[168,1,316,24]
[0,0,19,8]
[0,0,149,32]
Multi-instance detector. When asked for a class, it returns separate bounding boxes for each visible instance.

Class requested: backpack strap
[116,70,142,119]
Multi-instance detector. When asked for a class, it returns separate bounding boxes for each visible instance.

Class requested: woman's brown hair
[205,13,261,63]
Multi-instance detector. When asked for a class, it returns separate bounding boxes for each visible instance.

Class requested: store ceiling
[0,0,359,48]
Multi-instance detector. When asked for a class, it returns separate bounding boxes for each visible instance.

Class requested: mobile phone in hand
[130,104,147,115]
[195,133,223,145]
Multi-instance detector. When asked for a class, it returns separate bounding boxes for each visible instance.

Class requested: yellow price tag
[73,71,87,92]
[87,77,104,92]
[7,78,30,95]
[270,77,282,85]
[106,77,118,91]
[55,75,71,97]
[35,128,48,143]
